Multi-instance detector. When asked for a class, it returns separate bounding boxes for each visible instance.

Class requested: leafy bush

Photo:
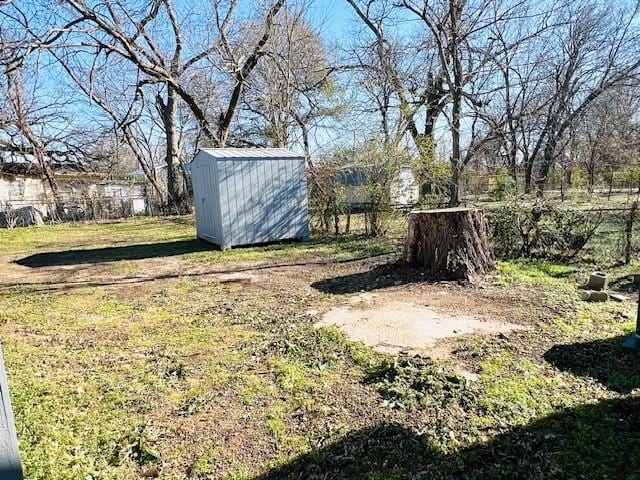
[488,168,516,201]
[308,162,345,235]
[489,201,601,260]
[571,169,589,190]
[309,142,413,237]
[415,155,452,206]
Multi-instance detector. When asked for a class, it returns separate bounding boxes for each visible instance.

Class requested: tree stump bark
[403,208,495,280]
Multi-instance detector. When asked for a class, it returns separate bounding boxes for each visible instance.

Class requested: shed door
[194,165,215,240]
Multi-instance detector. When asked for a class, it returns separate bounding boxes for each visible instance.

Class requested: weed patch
[367,355,473,411]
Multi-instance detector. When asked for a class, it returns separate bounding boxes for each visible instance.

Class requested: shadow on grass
[14,239,215,267]
[609,274,640,294]
[256,397,640,480]
[311,262,433,294]
[0,238,393,295]
[15,235,393,269]
[544,335,640,394]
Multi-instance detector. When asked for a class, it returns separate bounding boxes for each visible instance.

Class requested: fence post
[625,201,638,264]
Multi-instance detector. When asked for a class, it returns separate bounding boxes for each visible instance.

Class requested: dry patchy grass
[0,216,639,479]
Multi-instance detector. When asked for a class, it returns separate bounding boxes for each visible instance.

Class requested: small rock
[140,467,160,478]
[581,290,609,302]
[591,291,610,302]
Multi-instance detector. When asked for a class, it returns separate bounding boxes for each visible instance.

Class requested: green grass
[1,215,640,479]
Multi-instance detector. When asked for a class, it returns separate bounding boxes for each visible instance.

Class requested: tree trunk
[447,2,463,208]
[416,123,436,198]
[508,141,518,190]
[7,70,64,219]
[449,163,461,207]
[34,145,64,220]
[159,85,186,214]
[403,208,495,281]
[535,138,557,197]
[19,123,64,220]
[449,84,462,207]
[588,160,595,190]
[524,155,534,194]
[608,169,614,200]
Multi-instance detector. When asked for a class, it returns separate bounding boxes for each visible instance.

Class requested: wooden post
[403,208,495,281]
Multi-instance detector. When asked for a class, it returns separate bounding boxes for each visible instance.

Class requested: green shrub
[488,201,601,260]
[488,168,516,200]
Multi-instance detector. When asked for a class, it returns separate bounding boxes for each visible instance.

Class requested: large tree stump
[403,208,495,280]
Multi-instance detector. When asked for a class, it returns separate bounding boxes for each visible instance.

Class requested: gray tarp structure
[0,345,22,480]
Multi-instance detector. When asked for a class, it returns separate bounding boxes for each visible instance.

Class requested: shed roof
[198,148,305,159]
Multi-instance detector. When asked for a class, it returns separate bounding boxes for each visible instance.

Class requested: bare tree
[572,87,640,189]
[0,30,101,219]
[346,0,447,160]
[4,0,287,211]
[527,0,640,195]
[3,68,65,217]
[480,4,552,189]
[239,5,343,160]
[399,0,534,205]
[50,55,168,200]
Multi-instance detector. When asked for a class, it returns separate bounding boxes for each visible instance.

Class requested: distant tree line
[0,0,639,212]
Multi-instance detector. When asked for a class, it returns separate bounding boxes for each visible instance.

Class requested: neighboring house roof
[199,148,304,159]
[0,162,98,178]
[127,162,192,178]
[337,164,370,186]
[127,163,166,178]
[0,162,44,176]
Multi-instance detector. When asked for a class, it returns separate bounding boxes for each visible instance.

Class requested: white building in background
[0,163,147,227]
[336,164,419,208]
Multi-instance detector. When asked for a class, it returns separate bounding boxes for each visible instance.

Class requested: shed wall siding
[205,156,308,248]
[211,160,224,243]
[192,163,215,241]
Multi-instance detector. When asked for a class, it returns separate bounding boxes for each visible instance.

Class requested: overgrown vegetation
[309,142,413,237]
[489,201,603,260]
[366,355,472,411]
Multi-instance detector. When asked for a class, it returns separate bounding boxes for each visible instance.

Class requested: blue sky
[308,0,355,41]
[22,0,411,160]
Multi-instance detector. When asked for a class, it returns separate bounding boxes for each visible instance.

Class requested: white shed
[337,164,419,207]
[191,148,310,249]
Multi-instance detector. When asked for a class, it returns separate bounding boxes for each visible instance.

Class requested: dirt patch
[316,293,523,357]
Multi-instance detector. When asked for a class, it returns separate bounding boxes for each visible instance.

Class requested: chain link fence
[0,192,154,228]
[309,200,640,265]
